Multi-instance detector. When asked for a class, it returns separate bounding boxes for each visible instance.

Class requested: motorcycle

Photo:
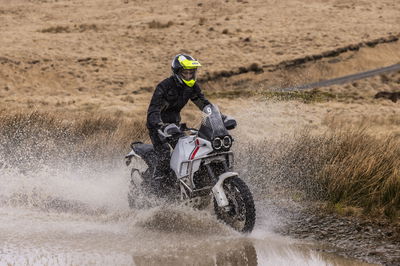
[125,104,255,233]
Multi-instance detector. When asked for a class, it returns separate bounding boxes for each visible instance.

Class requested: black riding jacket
[146,76,211,129]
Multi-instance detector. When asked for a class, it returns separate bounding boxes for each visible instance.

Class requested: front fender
[212,172,238,207]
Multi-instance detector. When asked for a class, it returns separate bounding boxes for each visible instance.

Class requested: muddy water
[0,163,374,266]
[0,207,375,266]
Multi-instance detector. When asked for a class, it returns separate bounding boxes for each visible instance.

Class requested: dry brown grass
[321,130,399,219]
[285,126,400,220]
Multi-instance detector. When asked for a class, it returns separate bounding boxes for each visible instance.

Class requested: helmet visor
[180,69,197,81]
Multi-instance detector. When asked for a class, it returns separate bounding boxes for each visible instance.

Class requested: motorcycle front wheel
[214,177,256,233]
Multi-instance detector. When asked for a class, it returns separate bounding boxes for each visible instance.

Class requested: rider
[146,54,211,180]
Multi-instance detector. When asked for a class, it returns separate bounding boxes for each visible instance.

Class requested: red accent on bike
[190,139,200,160]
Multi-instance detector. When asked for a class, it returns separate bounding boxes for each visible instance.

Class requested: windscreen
[198,104,229,140]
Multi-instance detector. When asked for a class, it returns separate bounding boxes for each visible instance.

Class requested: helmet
[171,54,201,87]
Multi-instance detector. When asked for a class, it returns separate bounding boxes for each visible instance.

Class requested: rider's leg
[153,146,170,180]
[148,128,170,180]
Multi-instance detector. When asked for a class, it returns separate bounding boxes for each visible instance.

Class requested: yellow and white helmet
[171,54,201,87]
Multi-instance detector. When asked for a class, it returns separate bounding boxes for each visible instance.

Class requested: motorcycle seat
[131,142,154,157]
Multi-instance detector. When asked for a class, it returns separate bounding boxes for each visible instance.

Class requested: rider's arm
[190,84,211,110]
[147,84,167,129]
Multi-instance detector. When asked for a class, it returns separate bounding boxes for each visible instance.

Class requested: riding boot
[152,149,170,180]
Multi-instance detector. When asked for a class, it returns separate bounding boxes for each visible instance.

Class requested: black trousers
[148,128,171,178]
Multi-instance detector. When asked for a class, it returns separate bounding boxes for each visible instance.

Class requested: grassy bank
[284,127,400,220]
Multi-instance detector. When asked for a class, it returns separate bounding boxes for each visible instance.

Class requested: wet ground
[277,206,400,266]
[0,204,377,266]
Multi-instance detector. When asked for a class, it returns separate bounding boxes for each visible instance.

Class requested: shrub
[148,20,173,29]
[40,26,70,33]
[40,24,98,33]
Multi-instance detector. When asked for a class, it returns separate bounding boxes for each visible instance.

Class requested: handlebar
[180,123,198,133]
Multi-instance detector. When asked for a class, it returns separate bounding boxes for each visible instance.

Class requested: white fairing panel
[170,136,195,178]
[170,136,213,178]
[193,138,213,159]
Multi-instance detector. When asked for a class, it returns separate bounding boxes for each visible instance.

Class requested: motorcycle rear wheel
[214,177,256,233]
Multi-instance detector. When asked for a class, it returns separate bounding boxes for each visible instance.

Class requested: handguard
[158,124,181,138]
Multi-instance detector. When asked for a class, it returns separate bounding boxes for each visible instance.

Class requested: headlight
[223,135,232,149]
[212,137,222,150]
[213,136,232,151]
